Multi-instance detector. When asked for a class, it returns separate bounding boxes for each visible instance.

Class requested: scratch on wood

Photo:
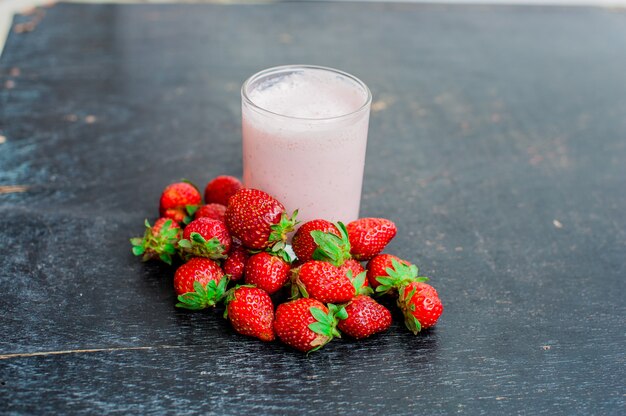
[474,230,496,272]
[0,185,30,194]
[0,345,183,360]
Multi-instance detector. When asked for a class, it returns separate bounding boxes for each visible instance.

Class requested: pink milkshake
[241,65,372,225]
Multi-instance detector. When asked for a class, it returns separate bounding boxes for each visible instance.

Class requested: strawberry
[173,258,228,310]
[398,281,443,334]
[274,298,347,352]
[193,203,226,223]
[225,188,297,251]
[366,254,410,290]
[159,182,202,224]
[130,218,182,265]
[178,217,231,260]
[223,243,248,281]
[338,296,392,339]
[292,219,339,262]
[204,175,243,206]
[292,260,372,304]
[224,286,275,341]
[244,252,291,294]
[346,218,397,261]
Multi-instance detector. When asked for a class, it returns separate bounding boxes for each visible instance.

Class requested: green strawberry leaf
[176,292,206,310]
[375,276,395,286]
[159,253,172,265]
[310,307,332,325]
[161,219,173,231]
[335,305,348,321]
[186,205,199,216]
[376,285,393,293]
[163,244,176,255]
[191,232,206,244]
[404,315,422,335]
[178,239,192,249]
[132,245,145,256]
[310,221,352,266]
[308,322,329,336]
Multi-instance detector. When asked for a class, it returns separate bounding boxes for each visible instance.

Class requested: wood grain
[0,2,625,414]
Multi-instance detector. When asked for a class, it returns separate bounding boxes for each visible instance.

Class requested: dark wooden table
[1,2,625,414]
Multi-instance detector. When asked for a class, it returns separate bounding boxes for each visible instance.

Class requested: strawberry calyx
[289,266,307,299]
[310,221,351,267]
[178,232,227,261]
[262,210,298,263]
[307,303,348,352]
[266,241,294,264]
[375,258,429,295]
[268,209,299,247]
[130,219,180,265]
[347,270,374,297]
[397,284,422,334]
[176,277,230,310]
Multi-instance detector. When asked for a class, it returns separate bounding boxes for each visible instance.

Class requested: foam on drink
[248,70,367,119]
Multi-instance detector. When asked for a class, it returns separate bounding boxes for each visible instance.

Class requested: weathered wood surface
[1,2,625,414]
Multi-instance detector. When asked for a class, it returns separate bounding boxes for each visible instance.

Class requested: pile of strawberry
[131,176,443,353]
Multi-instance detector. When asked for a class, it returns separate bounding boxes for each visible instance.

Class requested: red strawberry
[223,244,248,281]
[398,281,443,334]
[347,218,397,261]
[173,258,228,310]
[338,296,392,339]
[244,252,291,294]
[225,188,297,251]
[178,217,231,260]
[366,254,410,290]
[292,261,371,304]
[224,286,275,341]
[292,220,339,262]
[194,203,226,223]
[159,182,202,224]
[274,298,346,352]
[130,218,182,265]
[204,175,243,206]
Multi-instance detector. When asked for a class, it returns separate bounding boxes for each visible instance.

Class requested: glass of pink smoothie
[241,65,372,225]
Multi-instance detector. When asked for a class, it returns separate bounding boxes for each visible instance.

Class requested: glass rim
[241,64,372,122]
